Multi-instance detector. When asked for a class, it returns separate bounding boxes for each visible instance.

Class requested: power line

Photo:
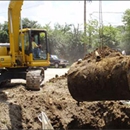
[91,11,124,14]
[89,12,123,25]
[0,2,43,14]
[22,3,43,10]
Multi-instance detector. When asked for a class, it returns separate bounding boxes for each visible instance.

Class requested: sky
[0,1,130,29]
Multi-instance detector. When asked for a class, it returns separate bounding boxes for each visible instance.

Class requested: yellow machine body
[0,0,50,69]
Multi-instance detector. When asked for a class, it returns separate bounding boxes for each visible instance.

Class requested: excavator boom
[8,0,23,63]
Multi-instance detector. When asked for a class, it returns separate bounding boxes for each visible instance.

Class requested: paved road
[44,68,69,82]
[11,68,69,84]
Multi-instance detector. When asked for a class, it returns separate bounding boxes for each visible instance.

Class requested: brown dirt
[68,46,130,101]
[0,75,130,129]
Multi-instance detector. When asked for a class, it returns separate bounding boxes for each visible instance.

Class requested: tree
[81,19,99,53]
[102,25,119,48]
[0,21,9,42]
[116,25,125,50]
[68,24,84,62]
[43,23,84,63]
[121,9,130,54]
[46,23,72,57]
[0,18,43,43]
[0,17,123,63]
[22,18,42,28]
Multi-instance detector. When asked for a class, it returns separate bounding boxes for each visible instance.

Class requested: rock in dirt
[67,46,130,101]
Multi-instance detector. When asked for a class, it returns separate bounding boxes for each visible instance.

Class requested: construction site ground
[0,74,130,129]
[1,46,130,129]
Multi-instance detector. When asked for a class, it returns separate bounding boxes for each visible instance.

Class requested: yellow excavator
[0,0,50,90]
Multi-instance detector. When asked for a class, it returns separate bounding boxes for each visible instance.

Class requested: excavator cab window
[18,30,48,60]
[38,32,48,60]
[29,30,48,60]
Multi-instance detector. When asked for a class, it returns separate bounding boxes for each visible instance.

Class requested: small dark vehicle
[50,55,69,68]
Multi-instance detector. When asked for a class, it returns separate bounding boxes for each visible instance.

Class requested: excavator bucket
[67,46,130,101]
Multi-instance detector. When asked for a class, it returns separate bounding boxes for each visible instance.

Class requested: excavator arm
[8,0,23,64]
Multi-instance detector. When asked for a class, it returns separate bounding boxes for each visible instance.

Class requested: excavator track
[26,68,44,90]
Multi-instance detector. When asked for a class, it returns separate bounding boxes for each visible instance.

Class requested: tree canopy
[0,9,130,63]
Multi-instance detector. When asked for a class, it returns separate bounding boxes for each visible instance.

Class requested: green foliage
[43,23,85,63]
[44,23,72,59]
[0,15,128,63]
[0,21,9,42]
[0,30,8,43]
[22,18,42,28]
[81,19,101,53]
[67,24,84,62]
[121,9,130,54]
[122,9,130,27]
[102,25,119,48]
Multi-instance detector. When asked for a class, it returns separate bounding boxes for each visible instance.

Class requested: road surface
[44,68,69,82]
[11,68,69,84]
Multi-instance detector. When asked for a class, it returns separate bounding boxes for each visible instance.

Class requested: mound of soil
[0,75,130,129]
[68,46,130,101]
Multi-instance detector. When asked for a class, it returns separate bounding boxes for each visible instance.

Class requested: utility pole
[84,0,86,56]
[99,0,103,48]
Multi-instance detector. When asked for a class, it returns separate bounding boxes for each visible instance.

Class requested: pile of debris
[68,46,130,101]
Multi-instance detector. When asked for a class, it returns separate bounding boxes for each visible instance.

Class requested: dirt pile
[0,75,130,129]
[68,46,130,101]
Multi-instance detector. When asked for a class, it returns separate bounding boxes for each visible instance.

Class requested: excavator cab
[18,29,50,68]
